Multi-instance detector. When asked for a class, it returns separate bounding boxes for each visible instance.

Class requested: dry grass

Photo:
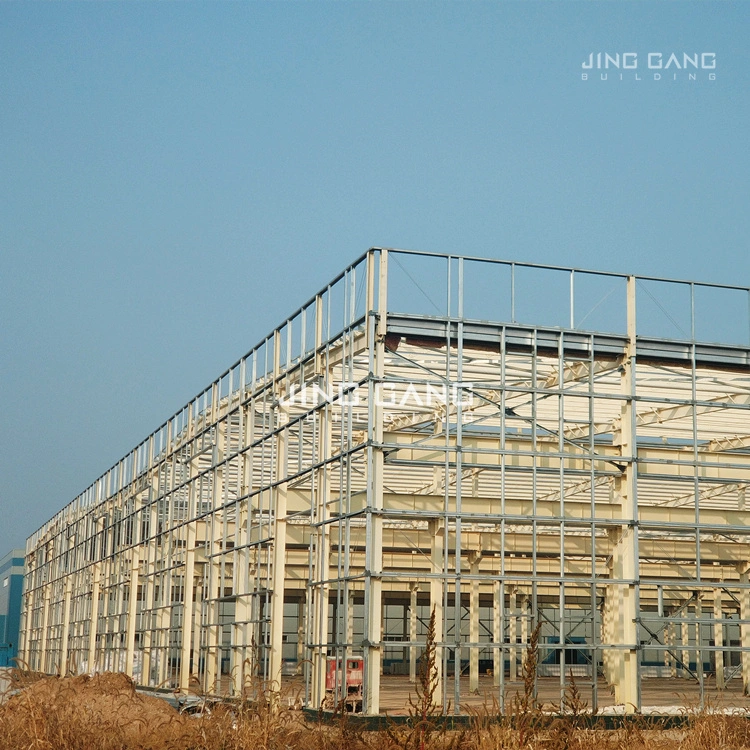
[3,659,750,750]
[1,671,191,750]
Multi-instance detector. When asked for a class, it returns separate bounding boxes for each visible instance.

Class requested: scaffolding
[20,248,750,713]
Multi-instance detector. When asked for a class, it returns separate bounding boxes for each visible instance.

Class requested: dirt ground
[276,674,750,715]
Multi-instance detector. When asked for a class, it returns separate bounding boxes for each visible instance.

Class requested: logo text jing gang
[581,52,716,81]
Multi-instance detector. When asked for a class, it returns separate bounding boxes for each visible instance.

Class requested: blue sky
[1,1,748,553]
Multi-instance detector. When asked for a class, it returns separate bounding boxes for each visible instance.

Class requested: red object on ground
[325,656,363,692]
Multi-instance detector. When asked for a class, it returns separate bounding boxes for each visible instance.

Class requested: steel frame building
[20,248,750,714]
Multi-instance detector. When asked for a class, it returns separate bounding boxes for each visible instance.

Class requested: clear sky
[1,1,748,554]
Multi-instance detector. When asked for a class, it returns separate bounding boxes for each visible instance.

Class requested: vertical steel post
[179,522,196,692]
[469,551,481,694]
[59,577,72,675]
[492,579,502,688]
[269,386,289,690]
[429,518,444,708]
[714,589,725,689]
[508,587,518,680]
[409,584,418,683]
[125,548,140,678]
[363,249,386,715]
[739,563,750,694]
[310,293,330,709]
[39,574,50,673]
[611,275,640,710]
[89,546,101,674]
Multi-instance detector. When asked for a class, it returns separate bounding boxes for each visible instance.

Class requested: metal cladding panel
[0,550,24,667]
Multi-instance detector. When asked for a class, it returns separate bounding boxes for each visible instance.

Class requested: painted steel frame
[20,248,750,714]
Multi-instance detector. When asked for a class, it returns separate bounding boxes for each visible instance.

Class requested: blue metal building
[0,549,25,668]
